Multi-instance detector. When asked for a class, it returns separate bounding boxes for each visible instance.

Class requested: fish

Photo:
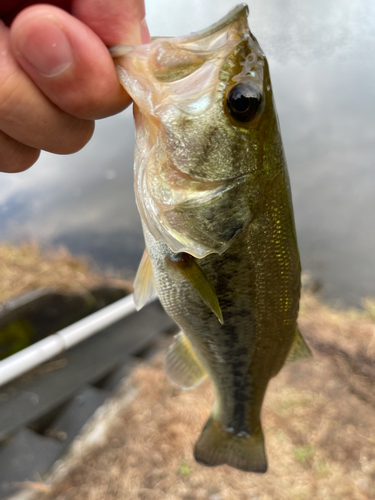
[114,4,311,473]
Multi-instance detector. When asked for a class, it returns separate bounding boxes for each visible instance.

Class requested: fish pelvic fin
[166,253,223,324]
[285,327,312,365]
[164,331,207,390]
[194,417,268,473]
[133,249,157,310]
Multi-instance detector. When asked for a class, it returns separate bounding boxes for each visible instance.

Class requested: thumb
[10,3,148,121]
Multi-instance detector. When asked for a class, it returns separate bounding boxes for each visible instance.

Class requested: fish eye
[226,82,262,122]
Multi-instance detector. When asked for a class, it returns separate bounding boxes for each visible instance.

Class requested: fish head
[116,4,285,258]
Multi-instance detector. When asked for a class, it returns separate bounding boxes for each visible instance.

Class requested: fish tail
[194,416,267,473]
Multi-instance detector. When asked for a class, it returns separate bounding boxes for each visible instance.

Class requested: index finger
[72,0,151,46]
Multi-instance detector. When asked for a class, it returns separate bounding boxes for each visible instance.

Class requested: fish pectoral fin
[285,328,312,365]
[166,253,223,324]
[133,249,157,310]
[164,331,207,390]
[194,417,267,473]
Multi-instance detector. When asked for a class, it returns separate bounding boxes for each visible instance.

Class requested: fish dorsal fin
[164,331,207,389]
[285,328,312,365]
[133,249,157,310]
[166,253,223,324]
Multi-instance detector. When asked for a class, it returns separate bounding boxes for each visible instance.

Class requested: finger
[72,0,150,46]
[0,22,94,154]
[0,130,40,173]
[0,1,72,26]
[10,4,137,120]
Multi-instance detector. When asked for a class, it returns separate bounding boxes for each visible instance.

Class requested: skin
[0,0,151,173]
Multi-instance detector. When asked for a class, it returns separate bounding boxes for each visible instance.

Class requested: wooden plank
[0,302,175,440]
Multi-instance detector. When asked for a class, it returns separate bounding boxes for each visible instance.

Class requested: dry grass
[32,290,375,500]
[0,242,133,304]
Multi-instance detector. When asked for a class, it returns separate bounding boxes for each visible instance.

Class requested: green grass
[293,444,316,468]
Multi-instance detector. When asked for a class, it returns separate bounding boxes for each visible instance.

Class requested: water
[0,0,374,305]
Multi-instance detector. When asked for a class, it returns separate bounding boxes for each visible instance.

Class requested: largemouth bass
[114,4,311,473]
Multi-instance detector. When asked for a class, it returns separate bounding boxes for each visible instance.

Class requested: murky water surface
[0,0,374,305]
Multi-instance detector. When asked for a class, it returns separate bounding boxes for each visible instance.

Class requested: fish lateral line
[166,253,224,324]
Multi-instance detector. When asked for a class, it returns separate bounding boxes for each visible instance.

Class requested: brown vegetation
[0,242,132,304]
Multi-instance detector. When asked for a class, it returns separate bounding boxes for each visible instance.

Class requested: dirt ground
[18,289,375,500]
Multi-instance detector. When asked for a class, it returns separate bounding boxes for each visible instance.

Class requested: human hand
[0,0,150,173]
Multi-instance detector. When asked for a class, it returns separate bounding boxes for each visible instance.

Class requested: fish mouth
[113,3,253,91]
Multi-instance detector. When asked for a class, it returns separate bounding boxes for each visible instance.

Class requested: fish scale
[115,4,311,472]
